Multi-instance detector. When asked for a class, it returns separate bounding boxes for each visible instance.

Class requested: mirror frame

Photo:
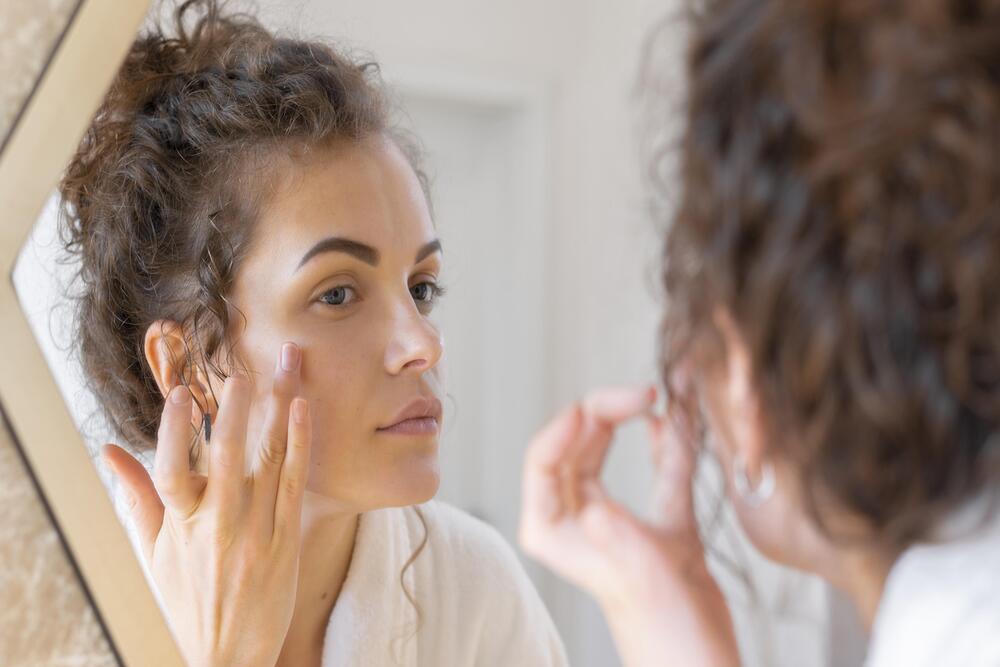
[0,1,184,664]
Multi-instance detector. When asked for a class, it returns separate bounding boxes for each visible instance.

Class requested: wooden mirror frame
[0,1,185,664]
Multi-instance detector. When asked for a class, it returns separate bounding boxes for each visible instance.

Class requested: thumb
[101,443,164,564]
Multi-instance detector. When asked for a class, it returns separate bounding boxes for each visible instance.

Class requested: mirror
[2,1,850,665]
[1,0,183,665]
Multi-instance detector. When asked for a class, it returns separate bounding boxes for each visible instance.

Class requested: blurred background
[11,0,866,665]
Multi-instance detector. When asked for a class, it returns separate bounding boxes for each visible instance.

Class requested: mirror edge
[0,1,185,665]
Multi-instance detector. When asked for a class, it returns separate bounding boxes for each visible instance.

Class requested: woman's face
[215,135,445,512]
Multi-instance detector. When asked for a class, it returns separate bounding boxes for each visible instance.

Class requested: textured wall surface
[0,0,79,147]
[0,424,116,666]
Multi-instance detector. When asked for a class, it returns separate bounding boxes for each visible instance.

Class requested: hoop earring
[733,454,774,507]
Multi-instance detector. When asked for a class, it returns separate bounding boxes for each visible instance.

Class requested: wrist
[599,595,674,667]
[596,567,741,667]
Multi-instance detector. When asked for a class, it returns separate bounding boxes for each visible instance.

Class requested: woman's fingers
[564,385,655,527]
[522,385,657,529]
[650,363,702,534]
[522,403,585,531]
[273,397,311,543]
[206,376,251,514]
[251,343,302,534]
[103,443,165,564]
[572,385,658,478]
[252,344,301,478]
[152,385,203,518]
[646,410,699,534]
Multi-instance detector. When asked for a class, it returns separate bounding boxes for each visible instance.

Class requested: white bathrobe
[321,500,569,667]
[115,486,567,666]
[865,495,1000,666]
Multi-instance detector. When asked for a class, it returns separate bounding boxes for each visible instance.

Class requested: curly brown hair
[656,0,1000,551]
[58,0,426,459]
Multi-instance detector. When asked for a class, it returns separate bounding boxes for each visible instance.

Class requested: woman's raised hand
[518,383,740,667]
[102,342,311,667]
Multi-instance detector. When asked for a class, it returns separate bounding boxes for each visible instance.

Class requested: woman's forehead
[250,139,436,267]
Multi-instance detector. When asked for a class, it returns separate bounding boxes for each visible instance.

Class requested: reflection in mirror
[13,1,567,665]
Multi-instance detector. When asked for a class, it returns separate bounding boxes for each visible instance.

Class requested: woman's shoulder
[866,498,1000,666]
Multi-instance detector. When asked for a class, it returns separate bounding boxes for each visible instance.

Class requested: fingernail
[170,385,191,405]
[281,342,300,372]
[292,397,308,423]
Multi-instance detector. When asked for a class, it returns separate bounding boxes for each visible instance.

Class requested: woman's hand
[102,343,311,667]
[519,383,740,667]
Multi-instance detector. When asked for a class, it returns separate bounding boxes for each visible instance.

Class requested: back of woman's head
[658,0,1000,549]
[60,0,394,454]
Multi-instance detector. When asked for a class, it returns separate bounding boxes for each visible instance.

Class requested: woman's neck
[829,548,897,629]
[801,526,901,633]
[276,491,360,667]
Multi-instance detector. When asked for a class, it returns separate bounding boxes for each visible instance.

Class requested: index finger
[572,384,658,477]
[524,385,656,473]
[521,385,656,522]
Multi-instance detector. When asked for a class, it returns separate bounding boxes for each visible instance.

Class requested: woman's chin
[408,473,440,506]
[374,437,441,507]
[309,436,442,510]
[378,445,441,507]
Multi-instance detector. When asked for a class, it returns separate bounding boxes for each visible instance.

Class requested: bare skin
[103,363,312,667]
[275,497,359,667]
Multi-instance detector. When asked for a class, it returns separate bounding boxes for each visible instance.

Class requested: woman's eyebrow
[294,237,442,273]
[296,237,379,272]
[416,239,442,263]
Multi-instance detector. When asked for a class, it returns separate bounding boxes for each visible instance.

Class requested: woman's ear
[143,319,215,426]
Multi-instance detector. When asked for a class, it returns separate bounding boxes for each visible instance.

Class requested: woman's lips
[377,396,443,435]
[376,416,439,436]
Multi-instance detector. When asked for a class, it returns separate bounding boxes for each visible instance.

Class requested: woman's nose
[383,307,444,375]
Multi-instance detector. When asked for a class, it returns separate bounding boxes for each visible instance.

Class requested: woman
[60,1,567,665]
[520,0,1000,665]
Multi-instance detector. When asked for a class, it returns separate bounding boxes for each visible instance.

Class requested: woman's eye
[411,281,446,308]
[319,285,357,307]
